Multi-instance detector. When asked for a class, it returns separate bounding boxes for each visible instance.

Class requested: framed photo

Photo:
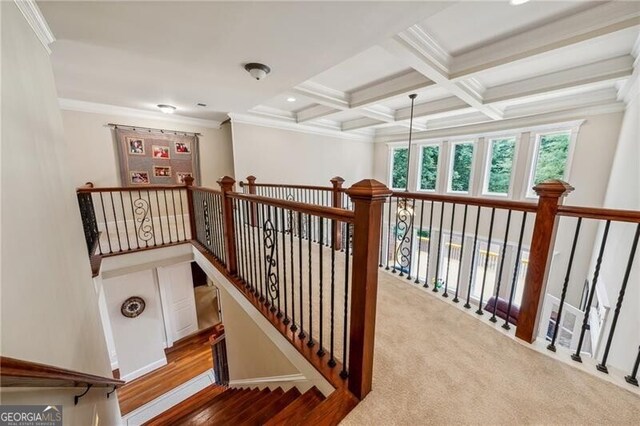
[175,141,191,154]
[176,172,193,184]
[130,171,150,185]
[127,137,145,155]
[152,145,170,159]
[153,166,171,177]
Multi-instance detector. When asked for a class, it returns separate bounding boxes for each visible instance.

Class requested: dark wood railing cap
[346,179,392,201]
[331,176,345,186]
[217,175,236,191]
[533,180,574,198]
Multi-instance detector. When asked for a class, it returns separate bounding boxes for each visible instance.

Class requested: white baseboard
[121,358,167,382]
[121,369,215,426]
[229,373,308,389]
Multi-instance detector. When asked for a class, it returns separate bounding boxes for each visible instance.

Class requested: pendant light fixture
[404,93,418,191]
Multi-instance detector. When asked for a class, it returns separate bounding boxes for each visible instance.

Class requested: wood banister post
[516,179,573,343]
[345,179,391,400]
[331,176,345,251]
[218,176,238,275]
[184,176,197,240]
[247,175,257,227]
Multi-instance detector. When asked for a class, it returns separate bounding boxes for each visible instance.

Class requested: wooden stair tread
[175,388,240,425]
[231,387,285,426]
[206,387,268,424]
[299,389,358,426]
[264,386,326,426]
[237,387,302,426]
[143,384,225,425]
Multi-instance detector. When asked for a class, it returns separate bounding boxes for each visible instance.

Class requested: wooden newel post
[330,176,345,251]
[218,176,238,275]
[516,180,573,343]
[247,175,257,227]
[184,176,197,240]
[346,179,391,400]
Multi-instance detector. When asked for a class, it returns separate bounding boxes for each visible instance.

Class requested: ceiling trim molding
[14,0,56,54]
[375,101,624,143]
[58,98,223,129]
[228,112,374,143]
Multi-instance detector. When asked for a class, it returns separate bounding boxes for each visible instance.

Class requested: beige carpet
[341,269,640,425]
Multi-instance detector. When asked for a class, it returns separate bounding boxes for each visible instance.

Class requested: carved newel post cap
[246,175,257,184]
[533,179,574,198]
[346,179,392,201]
[85,182,94,188]
[183,176,194,186]
[330,176,345,187]
[217,175,236,191]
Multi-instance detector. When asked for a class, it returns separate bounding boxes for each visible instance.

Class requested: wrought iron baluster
[258,203,267,303]
[98,193,112,254]
[596,223,640,373]
[329,219,337,368]
[178,189,187,240]
[414,200,426,284]
[433,202,445,292]
[547,217,582,347]
[385,198,392,270]
[340,223,351,379]
[317,218,325,356]
[476,207,496,315]
[263,206,279,311]
[424,201,435,288]
[290,209,297,332]
[307,214,314,348]
[128,192,140,250]
[109,192,123,252]
[155,190,165,245]
[119,192,131,251]
[464,206,482,309]
[490,209,512,323]
[280,207,288,322]
[503,212,527,330]
[626,346,640,386]
[146,190,157,246]
[453,205,468,303]
[298,211,306,339]
[395,198,414,277]
[406,199,416,280]
[443,203,456,298]
[572,220,611,363]
[171,190,179,241]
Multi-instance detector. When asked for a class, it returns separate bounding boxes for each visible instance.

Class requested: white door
[158,263,198,346]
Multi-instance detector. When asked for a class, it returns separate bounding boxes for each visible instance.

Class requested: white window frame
[482,135,519,198]
[525,128,577,199]
[446,139,476,195]
[388,145,409,191]
[416,142,441,192]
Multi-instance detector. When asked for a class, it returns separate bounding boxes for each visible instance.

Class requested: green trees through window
[391,147,408,189]
[486,137,516,194]
[533,132,570,185]
[419,145,439,190]
[450,143,474,192]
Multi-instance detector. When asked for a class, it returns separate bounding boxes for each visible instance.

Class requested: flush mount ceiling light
[244,63,271,80]
[510,0,531,5]
[157,104,176,114]
[286,97,296,102]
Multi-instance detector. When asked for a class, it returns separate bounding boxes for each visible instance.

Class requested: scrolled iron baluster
[133,196,153,245]
[263,212,279,311]
[394,198,414,277]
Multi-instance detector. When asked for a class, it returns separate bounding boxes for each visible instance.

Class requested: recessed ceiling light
[157,104,176,114]
[286,97,296,102]
[510,0,531,5]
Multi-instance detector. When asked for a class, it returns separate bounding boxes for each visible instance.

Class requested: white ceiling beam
[292,81,349,110]
[342,117,385,131]
[296,104,340,122]
[484,55,634,104]
[395,96,469,121]
[450,2,640,79]
[384,24,504,120]
[349,70,433,108]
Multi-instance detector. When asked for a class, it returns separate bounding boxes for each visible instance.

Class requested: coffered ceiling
[245,1,640,141]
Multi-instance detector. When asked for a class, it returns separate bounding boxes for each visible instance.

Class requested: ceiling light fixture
[509,0,531,5]
[157,104,176,114]
[286,97,296,102]
[403,93,418,192]
[244,63,271,80]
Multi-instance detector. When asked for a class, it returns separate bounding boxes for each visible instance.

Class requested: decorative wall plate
[121,296,146,318]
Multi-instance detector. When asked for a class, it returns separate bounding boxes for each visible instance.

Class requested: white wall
[60,110,234,188]
[231,121,374,187]
[0,2,120,423]
[103,270,168,381]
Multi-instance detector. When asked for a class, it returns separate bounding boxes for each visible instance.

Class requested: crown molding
[228,112,373,143]
[58,98,223,129]
[14,0,55,54]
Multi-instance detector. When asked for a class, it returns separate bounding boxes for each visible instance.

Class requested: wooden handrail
[558,205,640,223]
[228,193,355,222]
[0,356,124,388]
[239,181,333,192]
[77,184,186,193]
[390,190,538,212]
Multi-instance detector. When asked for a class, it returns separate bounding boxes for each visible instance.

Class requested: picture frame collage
[115,128,199,187]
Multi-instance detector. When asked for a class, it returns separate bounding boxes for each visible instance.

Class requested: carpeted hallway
[341,269,640,425]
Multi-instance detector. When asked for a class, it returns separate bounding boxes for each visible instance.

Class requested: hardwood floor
[117,325,217,415]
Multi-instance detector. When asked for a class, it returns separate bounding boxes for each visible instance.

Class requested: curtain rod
[107,123,201,136]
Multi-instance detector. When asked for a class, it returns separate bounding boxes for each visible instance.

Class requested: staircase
[144,385,325,425]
